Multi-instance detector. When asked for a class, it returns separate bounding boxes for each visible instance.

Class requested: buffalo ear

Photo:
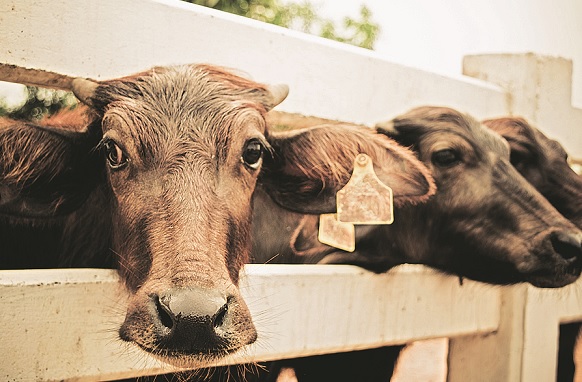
[290,215,333,258]
[482,117,534,149]
[0,117,102,219]
[375,120,398,135]
[376,117,427,149]
[259,123,435,214]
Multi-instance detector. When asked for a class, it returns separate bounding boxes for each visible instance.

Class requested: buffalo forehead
[102,71,265,167]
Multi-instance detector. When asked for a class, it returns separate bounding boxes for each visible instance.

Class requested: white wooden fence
[1,0,581,381]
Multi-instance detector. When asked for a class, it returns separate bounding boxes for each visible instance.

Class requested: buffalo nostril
[213,301,229,329]
[150,287,233,352]
[551,231,582,261]
[154,295,175,332]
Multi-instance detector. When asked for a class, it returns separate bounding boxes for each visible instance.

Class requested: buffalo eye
[241,139,264,170]
[510,151,527,167]
[432,149,461,168]
[102,140,128,170]
[509,149,534,172]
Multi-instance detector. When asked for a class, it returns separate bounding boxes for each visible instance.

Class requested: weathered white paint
[448,285,529,382]
[392,338,448,382]
[0,265,500,381]
[521,280,582,381]
[0,0,507,124]
[464,53,582,158]
[448,277,582,382]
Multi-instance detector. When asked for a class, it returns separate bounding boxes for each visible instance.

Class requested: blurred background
[316,0,582,107]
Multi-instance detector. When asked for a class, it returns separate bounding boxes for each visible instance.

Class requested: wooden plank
[520,280,582,381]
[0,0,507,122]
[448,277,582,382]
[464,54,582,157]
[0,265,500,381]
[448,285,528,382]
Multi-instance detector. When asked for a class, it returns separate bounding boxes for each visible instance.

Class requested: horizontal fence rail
[1,265,501,381]
[2,0,582,381]
[3,267,581,381]
[0,0,507,124]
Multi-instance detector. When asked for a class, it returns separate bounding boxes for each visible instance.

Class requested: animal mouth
[142,343,232,359]
[133,338,252,367]
[123,321,257,366]
[522,229,582,288]
[525,267,580,288]
[119,289,258,367]
[524,255,581,289]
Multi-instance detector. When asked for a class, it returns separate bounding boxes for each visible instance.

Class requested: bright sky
[316,0,582,107]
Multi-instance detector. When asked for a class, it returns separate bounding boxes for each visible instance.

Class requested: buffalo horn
[71,78,99,106]
[267,84,289,109]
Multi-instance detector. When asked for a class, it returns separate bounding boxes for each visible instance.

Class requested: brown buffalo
[484,116,582,382]
[0,65,435,372]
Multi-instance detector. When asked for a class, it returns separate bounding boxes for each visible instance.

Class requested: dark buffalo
[375,106,582,286]
[484,116,582,227]
[258,106,582,286]
[253,106,582,382]
[484,116,582,382]
[0,65,435,374]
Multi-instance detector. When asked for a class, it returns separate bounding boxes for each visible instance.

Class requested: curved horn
[71,78,99,106]
[267,84,289,109]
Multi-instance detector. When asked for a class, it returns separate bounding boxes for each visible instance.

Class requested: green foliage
[0,86,76,121]
[189,0,379,49]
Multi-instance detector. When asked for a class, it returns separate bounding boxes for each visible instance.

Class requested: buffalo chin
[438,258,581,288]
[133,334,257,368]
[525,269,581,288]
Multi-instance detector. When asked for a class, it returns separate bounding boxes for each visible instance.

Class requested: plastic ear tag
[336,153,394,225]
[317,213,355,252]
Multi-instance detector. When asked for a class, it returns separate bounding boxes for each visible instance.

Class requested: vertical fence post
[448,285,528,382]
[448,284,566,382]
[463,53,582,158]
[520,279,582,382]
[519,287,561,382]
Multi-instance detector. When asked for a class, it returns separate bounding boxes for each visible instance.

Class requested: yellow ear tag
[317,154,394,252]
[317,213,355,252]
[336,153,394,225]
